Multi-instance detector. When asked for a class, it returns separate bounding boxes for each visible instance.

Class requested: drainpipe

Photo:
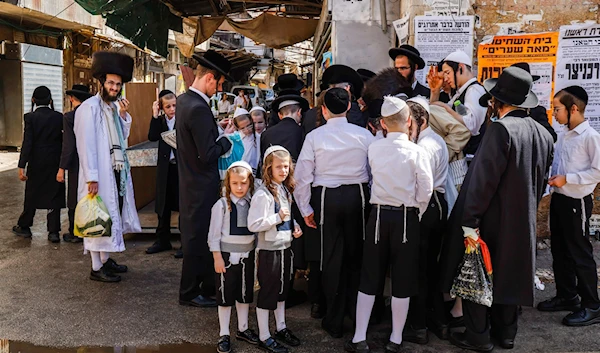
[379,0,387,33]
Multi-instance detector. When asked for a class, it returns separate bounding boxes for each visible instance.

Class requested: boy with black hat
[322,65,369,128]
[74,51,141,282]
[346,95,433,353]
[57,84,93,243]
[389,44,430,98]
[441,66,554,351]
[13,86,66,244]
[147,89,180,256]
[537,85,600,327]
[295,87,375,338]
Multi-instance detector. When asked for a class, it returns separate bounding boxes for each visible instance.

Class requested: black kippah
[33,86,51,100]
[324,88,350,114]
[563,86,588,105]
[159,89,174,99]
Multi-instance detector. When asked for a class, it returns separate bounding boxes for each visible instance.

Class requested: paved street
[0,167,599,352]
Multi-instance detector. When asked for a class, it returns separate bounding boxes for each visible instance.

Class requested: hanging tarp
[74,0,182,57]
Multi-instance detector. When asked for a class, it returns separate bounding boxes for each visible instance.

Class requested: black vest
[273,191,293,232]
[229,202,252,236]
[454,80,486,155]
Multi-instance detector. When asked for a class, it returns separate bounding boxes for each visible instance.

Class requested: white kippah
[381,95,408,117]
[443,50,473,67]
[233,107,250,118]
[278,100,300,110]
[407,95,430,115]
[227,160,253,173]
[250,106,266,114]
[263,145,290,163]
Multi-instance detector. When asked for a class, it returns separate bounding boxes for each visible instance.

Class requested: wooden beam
[207,0,220,15]
[225,0,322,9]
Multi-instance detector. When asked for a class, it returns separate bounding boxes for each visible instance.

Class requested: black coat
[301,103,367,136]
[19,107,65,210]
[260,117,304,163]
[59,107,80,209]
[529,106,557,142]
[302,107,319,136]
[439,110,554,306]
[176,90,232,256]
[413,81,431,98]
[148,115,179,215]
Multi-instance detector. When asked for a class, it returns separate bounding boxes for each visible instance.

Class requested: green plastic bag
[74,194,113,238]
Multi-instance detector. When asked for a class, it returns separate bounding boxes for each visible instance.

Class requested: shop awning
[0,2,96,32]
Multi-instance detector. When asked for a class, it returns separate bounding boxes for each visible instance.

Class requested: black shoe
[174,248,183,259]
[63,233,83,243]
[179,295,217,308]
[274,328,300,347]
[311,303,325,319]
[286,289,308,309]
[146,241,172,254]
[537,296,581,312]
[384,341,403,353]
[403,326,428,345]
[90,266,121,283]
[236,329,260,345]
[12,225,32,238]
[104,258,128,273]
[490,330,514,349]
[562,307,600,326]
[321,321,343,338]
[449,315,465,328]
[427,317,449,340]
[48,232,60,243]
[344,340,370,353]
[217,335,231,353]
[449,332,494,352]
[258,337,288,353]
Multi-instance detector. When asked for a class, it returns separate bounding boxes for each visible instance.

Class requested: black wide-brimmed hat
[274,73,304,93]
[511,62,540,81]
[66,84,93,101]
[479,66,538,108]
[322,65,364,98]
[192,49,233,81]
[271,94,309,113]
[357,69,376,83]
[91,51,134,83]
[388,45,426,70]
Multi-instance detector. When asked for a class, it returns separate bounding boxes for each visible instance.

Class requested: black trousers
[550,193,600,308]
[408,191,448,328]
[308,261,326,307]
[318,184,370,334]
[463,300,518,345]
[17,207,61,233]
[66,168,79,235]
[156,162,179,244]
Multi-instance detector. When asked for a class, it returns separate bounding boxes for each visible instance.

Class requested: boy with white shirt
[345,96,433,353]
[537,86,600,326]
[294,88,375,338]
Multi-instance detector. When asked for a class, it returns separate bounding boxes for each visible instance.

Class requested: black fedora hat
[272,94,309,113]
[479,66,538,108]
[388,45,426,70]
[357,68,376,83]
[192,50,233,82]
[66,84,93,101]
[511,62,540,81]
[91,51,134,83]
[322,65,364,98]
[274,73,304,93]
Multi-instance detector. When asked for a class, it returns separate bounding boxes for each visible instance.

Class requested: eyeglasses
[105,80,122,88]
[396,66,411,71]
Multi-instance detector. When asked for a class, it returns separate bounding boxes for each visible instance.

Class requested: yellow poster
[478,32,559,121]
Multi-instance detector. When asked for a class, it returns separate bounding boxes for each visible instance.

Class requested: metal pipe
[379,0,387,33]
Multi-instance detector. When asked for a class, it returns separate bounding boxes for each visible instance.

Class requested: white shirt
[218,99,232,113]
[551,120,600,199]
[448,77,488,136]
[189,87,211,105]
[166,116,176,161]
[417,127,448,193]
[234,95,248,109]
[411,80,418,90]
[294,117,375,217]
[369,132,433,217]
[207,195,254,253]
[241,132,261,173]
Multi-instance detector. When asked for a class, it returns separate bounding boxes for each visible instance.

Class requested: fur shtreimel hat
[92,51,134,83]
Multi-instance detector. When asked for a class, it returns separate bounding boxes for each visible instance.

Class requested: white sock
[100,251,110,264]
[236,302,250,332]
[390,297,410,345]
[274,301,286,332]
[218,306,232,337]
[256,308,271,342]
[90,251,102,271]
[352,292,375,343]
[451,297,463,318]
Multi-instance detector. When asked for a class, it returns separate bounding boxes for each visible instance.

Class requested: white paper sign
[393,15,410,45]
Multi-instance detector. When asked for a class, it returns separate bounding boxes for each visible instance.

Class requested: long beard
[101,86,119,102]
[406,69,415,84]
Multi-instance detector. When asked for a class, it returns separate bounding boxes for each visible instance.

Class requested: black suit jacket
[413,81,431,98]
[148,114,178,214]
[19,107,65,209]
[176,90,231,256]
[260,117,304,163]
[529,106,557,142]
[59,106,80,208]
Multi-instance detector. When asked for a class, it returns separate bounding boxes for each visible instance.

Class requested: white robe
[74,94,141,253]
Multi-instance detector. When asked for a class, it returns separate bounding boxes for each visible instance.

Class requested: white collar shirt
[417,127,449,193]
[241,132,261,173]
[218,100,231,113]
[369,132,433,217]
[294,116,375,217]
[448,77,488,136]
[552,120,600,198]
